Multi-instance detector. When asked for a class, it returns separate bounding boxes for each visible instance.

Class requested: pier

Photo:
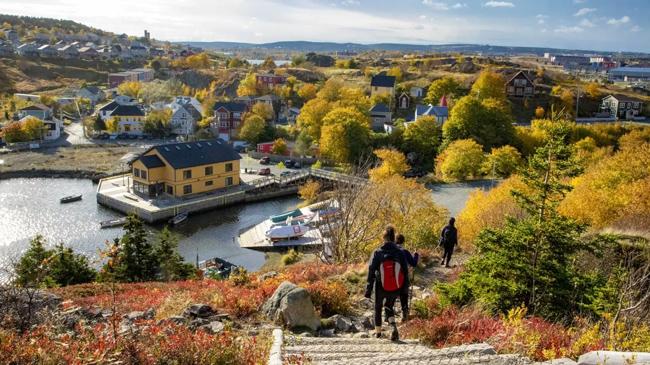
[96,168,365,223]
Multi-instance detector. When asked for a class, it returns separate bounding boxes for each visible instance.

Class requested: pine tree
[115,215,158,282]
[154,226,194,281]
[14,235,52,287]
[48,243,96,286]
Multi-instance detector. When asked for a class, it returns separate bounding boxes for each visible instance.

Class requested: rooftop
[214,101,248,112]
[370,103,390,113]
[110,104,145,117]
[143,140,241,169]
[371,74,396,88]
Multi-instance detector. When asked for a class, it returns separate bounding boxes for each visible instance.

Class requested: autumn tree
[471,69,506,100]
[228,57,244,68]
[237,73,259,97]
[316,78,344,102]
[298,180,321,204]
[144,109,172,137]
[387,66,403,82]
[482,145,522,178]
[298,83,318,102]
[20,116,44,140]
[239,114,266,145]
[369,148,409,182]
[585,82,601,98]
[252,102,275,121]
[261,57,276,69]
[1,121,27,143]
[117,81,143,99]
[185,52,211,69]
[436,139,485,181]
[297,98,330,140]
[443,95,516,150]
[271,138,288,155]
[319,107,371,164]
[425,77,463,105]
[401,115,442,171]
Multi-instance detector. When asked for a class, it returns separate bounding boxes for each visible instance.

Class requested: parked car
[117,133,129,139]
[259,156,271,165]
[96,133,110,140]
[280,171,293,177]
[258,168,271,176]
[284,159,296,168]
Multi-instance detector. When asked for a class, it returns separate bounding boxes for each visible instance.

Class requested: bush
[436,139,485,181]
[281,249,302,266]
[307,280,351,316]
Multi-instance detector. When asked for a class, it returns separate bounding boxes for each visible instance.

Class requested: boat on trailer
[60,194,82,204]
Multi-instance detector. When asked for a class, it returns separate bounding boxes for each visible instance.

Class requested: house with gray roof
[608,67,650,83]
[370,103,392,130]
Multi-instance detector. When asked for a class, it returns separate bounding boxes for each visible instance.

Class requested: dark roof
[140,155,165,168]
[99,101,119,112]
[371,75,396,88]
[20,103,50,111]
[604,94,645,103]
[110,104,145,116]
[149,140,241,169]
[213,102,247,112]
[83,86,102,94]
[185,104,203,119]
[506,70,534,85]
[370,103,390,113]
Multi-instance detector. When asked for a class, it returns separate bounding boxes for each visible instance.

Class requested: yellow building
[130,140,241,198]
[370,74,396,98]
[110,104,145,135]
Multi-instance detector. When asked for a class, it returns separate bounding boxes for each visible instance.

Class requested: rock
[258,271,278,281]
[199,321,224,335]
[189,318,210,329]
[0,288,63,329]
[578,351,650,365]
[298,332,312,337]
[262,281,320,331]
[319,328,335,337]
[157,316,186,326]
[143,308,155,319]
[537,359,578,365]
[353,331,370,338]
[124,311,146,321]
[328,315,355,333]
[183,304,215,319]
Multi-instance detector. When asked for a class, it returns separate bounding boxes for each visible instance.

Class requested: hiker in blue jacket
[365,225,409,341]
[396,233,418,322]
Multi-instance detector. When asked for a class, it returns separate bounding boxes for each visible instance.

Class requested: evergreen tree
[14,235,52,287]
[439,122,594,319]
[48,243,97,286]
[113,215,158,282]
[154,227,194,281]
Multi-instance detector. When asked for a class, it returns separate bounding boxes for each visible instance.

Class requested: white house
[18,115,62,141]
[169,105,197,136]
[76,86,106,105]
[410,86,424,98]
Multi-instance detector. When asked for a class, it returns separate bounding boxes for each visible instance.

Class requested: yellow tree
[316,78,344,102]
[481,145,522,178]
[239,114,266,145]
[237,73,259,97]
[298,83,318,101]
[387,66,403,82]
[319,107,371,164]
[117,81,143,99]
[21,116,45,140]
[271,138,288,155]
[106,117,119,133]
[436,139,485,181]
[298,180,321,204]
[369,148,410,182]
[297,98,331,140]
[585,82,601,98]
[425,76,462,105]
[252,103,275,121]
[471,69,506,100]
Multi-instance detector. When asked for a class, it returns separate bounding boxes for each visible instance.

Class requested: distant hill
[180,40,649,57]
[0,14,112,38]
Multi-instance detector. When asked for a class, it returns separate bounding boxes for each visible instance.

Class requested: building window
[225,163,233,172]
[141,170,147,179]
[205,180,213,186]
[166,185,173,195]
[205,166,213,176]
[183,170,192,179]
[226,177,233,186]
[133,168,140,178]
[183,184,192,194]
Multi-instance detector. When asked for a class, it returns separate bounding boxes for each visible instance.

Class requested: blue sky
[1,0,648,52]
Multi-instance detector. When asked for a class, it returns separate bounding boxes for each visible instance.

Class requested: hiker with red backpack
[364,225,410,341]
[396,233,419,323]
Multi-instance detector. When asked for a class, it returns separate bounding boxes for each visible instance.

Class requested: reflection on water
[0,178,299,271]
[0,177,497,272]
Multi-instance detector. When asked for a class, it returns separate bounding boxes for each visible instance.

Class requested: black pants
[374,286,399,327]
[442,244,454,266]
[399,288,409,320]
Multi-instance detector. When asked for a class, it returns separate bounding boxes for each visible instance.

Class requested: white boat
[100,217,127,229]
[169,212,188,225]
[265,224,310,241]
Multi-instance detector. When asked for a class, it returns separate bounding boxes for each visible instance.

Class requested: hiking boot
[445,264,451,268]
[374,326,382,338]
[440,260,445,266]
[388,317,399,341]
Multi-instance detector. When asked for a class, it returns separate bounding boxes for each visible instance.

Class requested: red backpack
[379,253,405,292]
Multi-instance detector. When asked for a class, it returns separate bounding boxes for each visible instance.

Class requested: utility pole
[575,88,581,118]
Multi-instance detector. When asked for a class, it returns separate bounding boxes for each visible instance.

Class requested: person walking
[395,233,418,323]
[439,217,458,268]
[365,225,409,341]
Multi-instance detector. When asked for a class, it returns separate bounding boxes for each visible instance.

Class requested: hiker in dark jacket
[365,225,409,341]
[396,233,418,322]
[439,217,458,268]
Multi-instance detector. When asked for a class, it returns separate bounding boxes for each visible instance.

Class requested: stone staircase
[281,336,535,365]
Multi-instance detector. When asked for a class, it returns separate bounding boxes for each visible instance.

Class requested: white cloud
[631,25,642,32]
[484,1,514,7]
[554,25,584,33]
[579,19,595,27]
[422,0,449,10]
[574,8,596,16]
[451,3,467,9]
[419,15,427,19]
[536,14,547,25]
[607,16,630,25]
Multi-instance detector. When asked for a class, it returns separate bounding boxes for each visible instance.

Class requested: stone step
[287,354,532,365]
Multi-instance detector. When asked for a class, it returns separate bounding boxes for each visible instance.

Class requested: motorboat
[269,209,303,223]
[100,217,127,229]
[60,194,82,204]
[169,212,188,225]
[265,224,310,241]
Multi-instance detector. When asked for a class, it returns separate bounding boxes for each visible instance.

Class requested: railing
[244,168,367,193]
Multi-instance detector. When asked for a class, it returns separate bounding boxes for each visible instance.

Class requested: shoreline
[0,169,116,182]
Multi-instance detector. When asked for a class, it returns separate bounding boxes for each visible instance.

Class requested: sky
[1,0,648,52]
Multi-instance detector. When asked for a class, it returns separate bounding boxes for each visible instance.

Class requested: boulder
[183,304,215,318]
[319,328,335,337]
[157,316,187,326]
[578,351,650,365]
[124,311,146,321]
[328,315,355,333]
[189,318,210,329]
[537,359,578,365]
[199,321,224,335]
[263,281,320,331]
[258,271,278,282]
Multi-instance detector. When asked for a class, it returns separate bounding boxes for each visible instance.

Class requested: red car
[259,156,271,165]
[258,168,271,176]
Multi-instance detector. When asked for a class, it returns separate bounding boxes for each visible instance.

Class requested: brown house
[506,71,535,98]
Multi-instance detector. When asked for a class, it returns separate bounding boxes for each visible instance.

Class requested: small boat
[265,224,310,241]
[169,212,188,225]
[199,257,239,278]
[60,194,82,204]
[269,209,303,223]
[100,217,127,229]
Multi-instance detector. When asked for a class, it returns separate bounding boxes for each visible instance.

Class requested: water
[0,178,299,271]
[0,177,497,272]
[247,59,291,66]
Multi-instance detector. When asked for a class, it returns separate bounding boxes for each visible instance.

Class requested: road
[239,154,308,176]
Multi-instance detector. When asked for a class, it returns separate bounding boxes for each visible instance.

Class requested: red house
[212,102,249,140]
[256,73,287,89]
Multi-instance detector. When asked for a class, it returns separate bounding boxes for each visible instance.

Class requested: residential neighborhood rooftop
[370,74,396,88]
[141,140,241,169]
